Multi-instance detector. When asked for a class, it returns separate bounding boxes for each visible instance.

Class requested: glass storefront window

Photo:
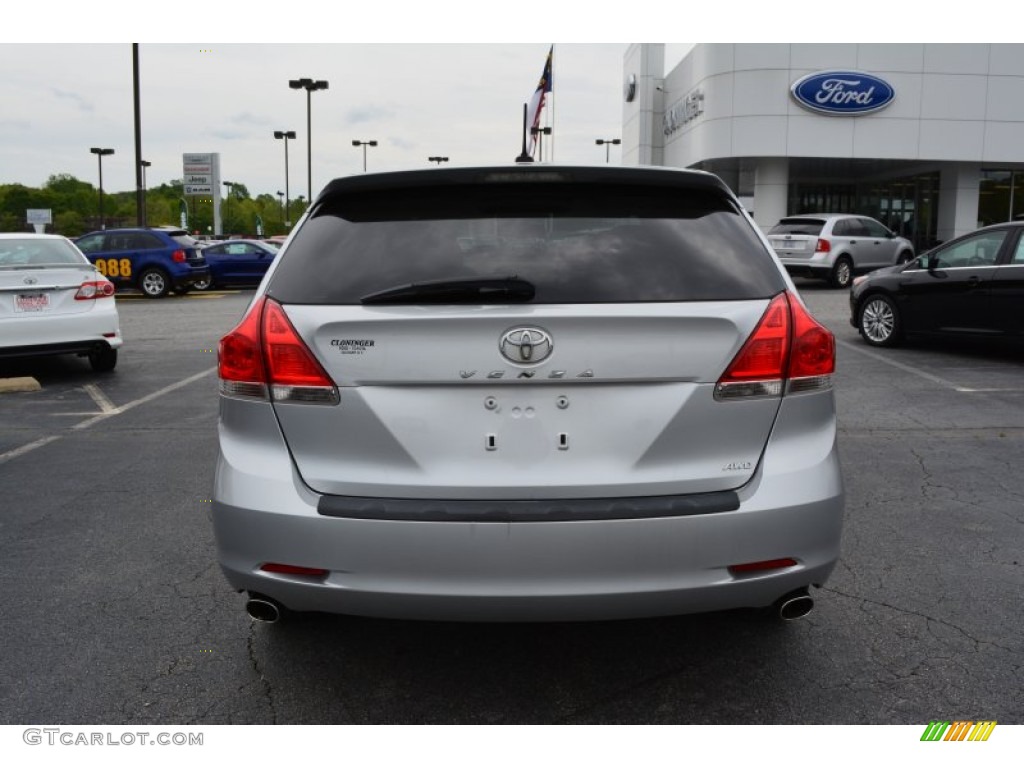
[979,170,1024,226]
[788,172,939,251]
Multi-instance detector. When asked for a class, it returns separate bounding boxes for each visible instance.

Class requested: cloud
[387,136,416,150]
[345,105,395,125]
[229,112,272,127]
[210,129,247,140]
[50,88,94,113]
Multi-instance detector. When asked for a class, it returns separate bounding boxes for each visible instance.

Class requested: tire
[192,276,213,291]
[858,294,902,347]
[138,268,170,298]
[89,346,118,373]
[829,256,853,289]
[897,250,913,265]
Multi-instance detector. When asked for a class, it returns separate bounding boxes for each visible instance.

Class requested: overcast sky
[0,43,669,199]
[0,3,998,201]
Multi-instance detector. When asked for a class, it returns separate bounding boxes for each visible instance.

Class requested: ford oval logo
[499,327,553,365]
[791,70,895,116]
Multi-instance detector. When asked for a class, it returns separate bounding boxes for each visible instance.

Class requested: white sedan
[0,233,122,372]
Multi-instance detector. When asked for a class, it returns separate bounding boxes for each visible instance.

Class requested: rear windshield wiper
[360,276,535,305]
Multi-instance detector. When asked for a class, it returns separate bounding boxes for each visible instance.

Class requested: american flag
[526,46,553,158]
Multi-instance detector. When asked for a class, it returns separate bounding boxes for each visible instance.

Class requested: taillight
[815,238,831,253]
[74,279,116,300]
[218,296,268,399]
[715,291,834,400]
[218,296,339,404]
[172,249,186,263]
[787,296,835,393]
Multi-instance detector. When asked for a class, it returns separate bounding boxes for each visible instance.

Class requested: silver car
[768,214,914,289]
[0,233,121,372]
[213,166,843,623]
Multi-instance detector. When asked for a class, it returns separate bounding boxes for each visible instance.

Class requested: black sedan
[850,222,1024,347]
[194,239,279,290]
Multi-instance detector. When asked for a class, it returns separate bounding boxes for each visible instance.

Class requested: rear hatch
[167,230,206,266]
[767,217,825,259]
[253,168,791,499]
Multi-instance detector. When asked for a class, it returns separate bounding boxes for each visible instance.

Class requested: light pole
[352,140,378,172]
[531,126,551,161]
[289,78,328,202]
[140,160,151,226]
[428,156,449,165]
[276,191,285,219]
[595,138,621,164]
[90,147,115,229]
[273,130,296,226]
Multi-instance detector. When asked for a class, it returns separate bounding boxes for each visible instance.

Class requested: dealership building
[622,44,1024,250]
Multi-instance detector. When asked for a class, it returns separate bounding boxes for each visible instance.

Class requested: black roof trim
[316,165,734,204]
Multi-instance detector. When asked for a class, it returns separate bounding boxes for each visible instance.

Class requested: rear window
[0,238,86,267]
[769,219,825,236]
[268,183,785,304]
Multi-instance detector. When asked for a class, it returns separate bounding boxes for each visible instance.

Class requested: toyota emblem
[499,327,553,364]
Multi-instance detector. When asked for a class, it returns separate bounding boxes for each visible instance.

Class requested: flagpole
[550,44,555,163]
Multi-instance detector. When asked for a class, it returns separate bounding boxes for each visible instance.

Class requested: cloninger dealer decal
[330,339,375,355]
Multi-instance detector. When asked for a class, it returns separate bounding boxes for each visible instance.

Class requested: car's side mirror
[927,255,940,271]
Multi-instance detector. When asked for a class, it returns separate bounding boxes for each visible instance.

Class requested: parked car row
[69,228,280,298]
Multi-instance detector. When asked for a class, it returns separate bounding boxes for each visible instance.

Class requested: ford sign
[791,71,895,116]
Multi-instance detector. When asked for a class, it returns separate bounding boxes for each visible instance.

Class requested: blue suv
[75,227,211,298]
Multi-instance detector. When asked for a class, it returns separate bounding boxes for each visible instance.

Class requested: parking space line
[0,435,61,465]
[837,339,1022,393]
[83,383,118,414]
[0,367,217,465]
[72,368,216,430]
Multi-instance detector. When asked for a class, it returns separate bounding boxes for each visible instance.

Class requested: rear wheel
[89,346,118,373]
[859,294,902,347]
[829,257,853,289]
[139,268,170,298]
[193,276,213,291]
[897,250,913,265]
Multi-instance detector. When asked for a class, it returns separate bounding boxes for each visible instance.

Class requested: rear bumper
[777,251,834,279]
[212,393,844,622]
[0,302,121,358]
[171,265,210,289]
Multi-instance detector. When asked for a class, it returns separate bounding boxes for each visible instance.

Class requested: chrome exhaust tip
[776,588,814,621]
[246,595,282,624]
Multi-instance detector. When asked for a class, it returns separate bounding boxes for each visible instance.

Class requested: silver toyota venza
[213,166,843,623]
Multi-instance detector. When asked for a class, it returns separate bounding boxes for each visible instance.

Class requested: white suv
[768,214,914,289]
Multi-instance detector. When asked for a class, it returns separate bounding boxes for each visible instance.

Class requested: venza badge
[790,70,895,116]
[499,327,553,364]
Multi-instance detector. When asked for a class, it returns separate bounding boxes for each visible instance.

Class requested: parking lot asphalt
[0,284,1021,725]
